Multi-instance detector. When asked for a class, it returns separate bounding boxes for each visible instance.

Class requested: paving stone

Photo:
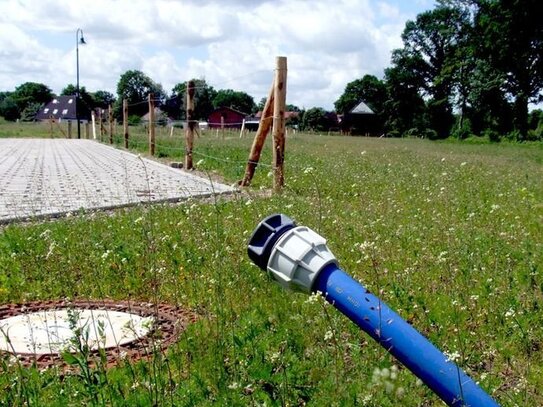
[0,139,234,222]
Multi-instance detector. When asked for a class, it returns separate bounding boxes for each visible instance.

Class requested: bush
[128,115,141,126]
[20,102,42,122]
[451,119,473,140]
[483,128,501,142]
[505,129,522,141]
[386,129,401,138]
[423,128,439,140]
[527,125,543,141]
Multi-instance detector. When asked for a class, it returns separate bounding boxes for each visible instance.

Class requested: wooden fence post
[85,122,90,139]
[272,56,287,192]
[108,104,113,144]
[123,99,129,148]
[221,116,225,139]
[91,111,96,139]
[50,116,54,138]
[239,81,275,186]
[148,94,155,156]
[240,118,246,138]
[67,120,72,138]
[185,80,195,170]
[99,110,104,141]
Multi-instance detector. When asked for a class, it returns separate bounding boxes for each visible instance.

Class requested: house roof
[35,95,83,121]
[350,101,374,115]
[255,111,300,119]
[211,106,249,116]
[141,107,172,121]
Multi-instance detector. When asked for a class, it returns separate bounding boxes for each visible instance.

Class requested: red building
[208,107,247,129]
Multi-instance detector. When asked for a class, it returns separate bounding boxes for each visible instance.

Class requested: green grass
[0,121,542,406]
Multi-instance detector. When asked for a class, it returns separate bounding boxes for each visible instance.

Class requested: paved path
[0,139,234,222]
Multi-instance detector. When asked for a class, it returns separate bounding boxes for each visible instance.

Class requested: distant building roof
[350,101,374,115]
[255,111,300,119]
[211,106,249,117]
[141,107,172,122]
[35,95,88,121]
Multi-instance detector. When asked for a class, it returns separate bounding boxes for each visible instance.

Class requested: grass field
[0,120,542,406]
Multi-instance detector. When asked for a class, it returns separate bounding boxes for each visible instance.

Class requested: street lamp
[75,28,86,139]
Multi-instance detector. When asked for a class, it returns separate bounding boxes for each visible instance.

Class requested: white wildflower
[445,350,461,363]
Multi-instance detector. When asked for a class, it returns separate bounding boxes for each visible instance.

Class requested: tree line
[1,0,541,140]
[335,0,543,141]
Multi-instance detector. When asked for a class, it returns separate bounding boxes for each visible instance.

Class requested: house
[248,111,301,130]
[141,107,173,126]
[35,95,91,122]
[339,100,381,136]
[244,115,260,131]
[208,107,247,129]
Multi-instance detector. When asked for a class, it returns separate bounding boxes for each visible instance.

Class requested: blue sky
[0,0,436,110]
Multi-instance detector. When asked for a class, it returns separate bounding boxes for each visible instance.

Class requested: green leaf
[61,351,79,365]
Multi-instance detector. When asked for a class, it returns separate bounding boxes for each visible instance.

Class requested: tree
[9,82,53,119]
[168,79,217,120]
[383,49,429,136]
[0,97,19,121]
[301,107,335,132]
[92,90,116,109]
[334,75,387,115]
[400,6,470,138]
[473,0,543,139]
[20,102,42,121]
[286,104,301,112]
[61,84,95,112]
[256,97,267,112]
[115,70,166,118]
[0,91,10,104]
[212,89,256,114]
[334,75,387,120]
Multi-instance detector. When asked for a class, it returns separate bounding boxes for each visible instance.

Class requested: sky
[0,0,436,110]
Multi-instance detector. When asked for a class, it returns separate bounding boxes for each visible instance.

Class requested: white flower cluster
[370,365,404,398]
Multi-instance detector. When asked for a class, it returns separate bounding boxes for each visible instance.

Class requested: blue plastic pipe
[248,214,499,407]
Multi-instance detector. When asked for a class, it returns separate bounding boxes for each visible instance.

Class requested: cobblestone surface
[0,139,234,222]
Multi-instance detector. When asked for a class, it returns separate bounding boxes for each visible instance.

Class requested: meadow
[0,120,542,406]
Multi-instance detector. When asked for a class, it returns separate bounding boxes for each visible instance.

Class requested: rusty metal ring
[0,299,198,370]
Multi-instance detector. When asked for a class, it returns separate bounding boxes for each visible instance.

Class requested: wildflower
[305,291,323,304]
[504,308,515,318]
[490,204,500,213]
[269,351,281,364]
[324,330,334,342]
[445,350,461,363]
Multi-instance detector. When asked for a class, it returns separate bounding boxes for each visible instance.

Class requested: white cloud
[0,0,431,109]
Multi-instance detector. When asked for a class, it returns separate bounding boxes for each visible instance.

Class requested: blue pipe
[248,214,499,407]
[315,263,498,406]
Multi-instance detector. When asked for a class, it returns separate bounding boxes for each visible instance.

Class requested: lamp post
[76,28,86,139]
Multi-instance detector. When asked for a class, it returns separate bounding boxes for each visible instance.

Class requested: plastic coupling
[248,214,338,293]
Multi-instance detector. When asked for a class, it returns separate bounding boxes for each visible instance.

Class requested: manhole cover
[0,300,198,369]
